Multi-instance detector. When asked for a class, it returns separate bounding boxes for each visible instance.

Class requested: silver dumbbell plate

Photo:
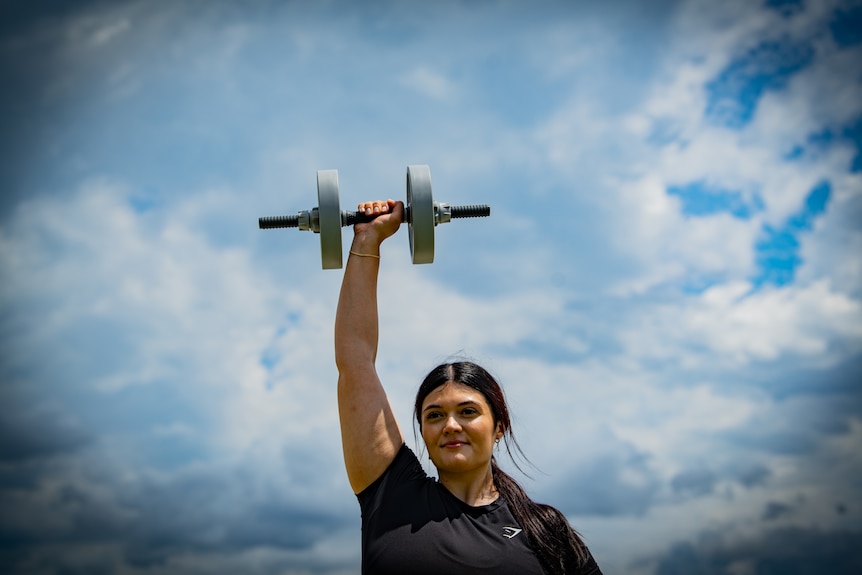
[407,165,434,265]
[317,170,342,269]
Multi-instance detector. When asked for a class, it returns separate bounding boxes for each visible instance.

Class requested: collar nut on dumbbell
[257,208,320,233]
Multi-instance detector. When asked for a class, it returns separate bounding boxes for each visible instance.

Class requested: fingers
[357,199,396,216]
[352,199,402,243]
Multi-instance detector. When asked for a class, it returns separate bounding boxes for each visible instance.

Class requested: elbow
[335,359,376,378]
[334,353,351,374]
[334,346,374,375]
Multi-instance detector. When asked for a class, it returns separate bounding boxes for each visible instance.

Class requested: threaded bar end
[259,215,300,229]
[451,204,491,218]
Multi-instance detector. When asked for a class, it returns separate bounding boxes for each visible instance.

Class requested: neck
[437,463,499,506]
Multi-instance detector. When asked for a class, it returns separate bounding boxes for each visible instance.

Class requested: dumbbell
[258,165,490,269]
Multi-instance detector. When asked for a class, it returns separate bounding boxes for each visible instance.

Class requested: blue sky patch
[830,4,862,47]
[752,180,831,287]
[680,273,728,295]
[781,128,838,162]
[843,115,862,172]
[783,144,805,160]
[259,352,278,371]
[753,225,801,287]
[764,0,805,18]
[705,39,814,128]
[129,192,163,213]
[667,181,763,219]
[788,180,831,230]
[807,128,834,148]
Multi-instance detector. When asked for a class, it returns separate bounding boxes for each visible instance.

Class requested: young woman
[335,199,602,574]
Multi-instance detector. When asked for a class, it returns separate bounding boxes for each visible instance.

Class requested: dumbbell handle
[259,204,490,229]
[345,204,490,225]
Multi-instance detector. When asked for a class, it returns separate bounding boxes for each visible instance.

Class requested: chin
[435,455,476,472]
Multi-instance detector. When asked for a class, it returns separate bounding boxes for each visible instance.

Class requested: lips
[442,440,468,448]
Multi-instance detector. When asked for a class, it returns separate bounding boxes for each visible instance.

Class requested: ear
[495,422,504,441]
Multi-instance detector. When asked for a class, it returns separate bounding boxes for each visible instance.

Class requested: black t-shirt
[357,444,602,575]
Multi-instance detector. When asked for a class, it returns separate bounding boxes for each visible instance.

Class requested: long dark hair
[414,361,589,575]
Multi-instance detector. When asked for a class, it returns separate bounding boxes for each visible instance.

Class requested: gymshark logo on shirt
[502,526,523,539]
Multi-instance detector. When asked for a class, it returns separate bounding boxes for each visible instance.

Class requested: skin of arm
[334,199,406,494]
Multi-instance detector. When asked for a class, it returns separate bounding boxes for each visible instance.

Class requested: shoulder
[357,444,426,508]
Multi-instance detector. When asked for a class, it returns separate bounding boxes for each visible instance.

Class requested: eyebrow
[422,400,480,412]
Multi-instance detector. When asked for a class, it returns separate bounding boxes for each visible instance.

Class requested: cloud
[399,66,458,101]
[545,440,663,517]
[594,0,862,301]
[1,0,861,574]
[0,404,90,464]
[671,468,718,497]
[0,455,359,574]
[0,176,356,571]
[617,280,862,368]
[704,36,815,129]
[653,527,862,575]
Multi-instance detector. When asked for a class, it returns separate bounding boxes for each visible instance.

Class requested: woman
[335,199,602,574]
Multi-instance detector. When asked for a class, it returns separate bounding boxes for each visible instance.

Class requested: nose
[443,415,462,434]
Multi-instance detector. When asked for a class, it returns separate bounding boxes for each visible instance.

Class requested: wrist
[350,233,382,256]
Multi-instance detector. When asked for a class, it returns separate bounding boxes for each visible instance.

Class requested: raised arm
[334,199,405,494]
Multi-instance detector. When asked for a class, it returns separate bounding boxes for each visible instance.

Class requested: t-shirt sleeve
[356,444,426,518]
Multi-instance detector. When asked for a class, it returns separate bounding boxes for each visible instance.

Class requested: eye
[425,411,443,421]
[461,407,478,416]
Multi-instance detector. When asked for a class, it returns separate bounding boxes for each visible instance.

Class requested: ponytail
[492,458,589,575]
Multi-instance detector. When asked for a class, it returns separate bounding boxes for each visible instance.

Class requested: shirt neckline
[435,481,505,514]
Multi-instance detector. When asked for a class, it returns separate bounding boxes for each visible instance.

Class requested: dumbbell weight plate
[317,170,343,269]
[407,165,434,264]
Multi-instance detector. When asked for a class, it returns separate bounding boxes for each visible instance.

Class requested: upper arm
[337,365,404,494]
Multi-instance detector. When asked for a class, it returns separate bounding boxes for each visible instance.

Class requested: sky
[1,0,861,574]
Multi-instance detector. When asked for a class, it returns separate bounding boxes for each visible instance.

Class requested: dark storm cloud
[734,464,772,488]
[653,527,862,575]
[542,445,662,517]
[720,353,862,464]
[0,452,351,573]
[0,0,116,213]
[762,501,794,521]
[0,404,91,464]
[670,468,717,497]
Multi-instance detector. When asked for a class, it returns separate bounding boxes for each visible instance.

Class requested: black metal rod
[258,204,491,230]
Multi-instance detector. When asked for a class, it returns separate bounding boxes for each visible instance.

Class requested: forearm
[334,234,382,372]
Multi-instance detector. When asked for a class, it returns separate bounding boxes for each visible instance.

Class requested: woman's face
[420,381,502,476]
